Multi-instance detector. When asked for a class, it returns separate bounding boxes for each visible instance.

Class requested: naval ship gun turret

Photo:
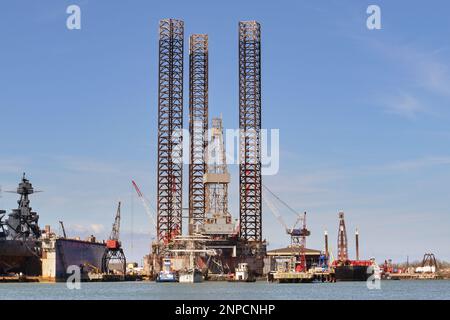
[3,173,41,240]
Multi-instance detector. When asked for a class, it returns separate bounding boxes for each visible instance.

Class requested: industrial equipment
[157,19,184,244]
[132,180,157,229]
[239,21,262,243]
[59,221,67,238]
[263,185,310,272]
[188,33,209,235]
[101,202,126,276]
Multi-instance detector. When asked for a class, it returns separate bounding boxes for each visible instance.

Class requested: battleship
[0,174,42,276]
[0,174,107,280]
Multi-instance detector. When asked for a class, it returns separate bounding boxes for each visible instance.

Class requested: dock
[0,275,40,283]
[387,273,444,280]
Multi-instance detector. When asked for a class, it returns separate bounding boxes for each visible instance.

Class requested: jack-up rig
[144,19,266,278]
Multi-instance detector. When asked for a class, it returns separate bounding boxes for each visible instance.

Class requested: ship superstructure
[0,174,42,275]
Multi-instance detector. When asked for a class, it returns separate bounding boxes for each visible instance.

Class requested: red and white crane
[131,180,157,229]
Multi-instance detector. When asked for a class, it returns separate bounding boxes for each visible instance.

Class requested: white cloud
[384,93,427,119]
[0,159,28,174]
[68,223,105,235]
[382,156,450,172]
[359,37,450,118]
[56,156,122,174]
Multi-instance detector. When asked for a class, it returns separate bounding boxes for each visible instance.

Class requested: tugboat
[0,174,42,276]
[228,263,256,282]
[156,258,178,283]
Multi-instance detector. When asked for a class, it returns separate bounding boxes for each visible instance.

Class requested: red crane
[337,211,348,262]
[101,202,126,276]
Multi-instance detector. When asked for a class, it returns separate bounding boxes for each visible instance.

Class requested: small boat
[228,263,256,282]
[156,270,178,283]
[156,258,178,283]
[179,269,203,283]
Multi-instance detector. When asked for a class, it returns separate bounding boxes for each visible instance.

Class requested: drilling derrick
[203,117,235,237]
[238,21,262,243]
[157,19,184,244]
[189,34,209,235]
[337,211,348,261]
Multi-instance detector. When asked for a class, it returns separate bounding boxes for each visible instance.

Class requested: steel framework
[188,34,209,235]
[205,117,230,220]
[337,211,348,261]
[238,21,262,242]
[157,19,184,244]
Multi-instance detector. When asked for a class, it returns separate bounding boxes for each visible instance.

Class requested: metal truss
[238,21,262,242]
[157,19,184,244]
[337,211,349,261]
[189,34,209,234]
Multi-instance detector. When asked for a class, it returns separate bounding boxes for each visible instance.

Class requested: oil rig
[145,19,266,278]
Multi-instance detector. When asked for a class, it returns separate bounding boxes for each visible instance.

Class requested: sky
[0,0,449,264]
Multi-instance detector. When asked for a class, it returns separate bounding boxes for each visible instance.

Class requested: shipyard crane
[101,201,126,276]
[131,180,157,229]
[59,221,67,238]
[262,185,310,272]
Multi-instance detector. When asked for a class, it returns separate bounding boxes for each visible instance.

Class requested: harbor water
[0,280,449,300]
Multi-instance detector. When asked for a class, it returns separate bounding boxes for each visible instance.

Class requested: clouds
[382,156,450,172]
[68,223,105,234]
[0,158,29,174]
[383,93,427,119]
[418,54,450,97]
[56,155,123,175]
[357,35,450,120]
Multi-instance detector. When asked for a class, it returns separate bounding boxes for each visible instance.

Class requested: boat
[179,268,203,283]
[228,263,256,282]
[333,259,379,281]
[1,174,110,281]
[156,258,178,283]
[0,174,42,276]
[41,235,106,281]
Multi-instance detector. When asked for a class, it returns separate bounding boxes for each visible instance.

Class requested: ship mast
[5,174,41,240]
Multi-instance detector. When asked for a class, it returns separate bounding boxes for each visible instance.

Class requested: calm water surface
[1,280,449,300]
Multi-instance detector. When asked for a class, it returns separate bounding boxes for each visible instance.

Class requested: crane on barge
[263,185,310,272]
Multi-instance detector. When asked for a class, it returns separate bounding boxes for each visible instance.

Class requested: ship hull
[42,238,106,281]
[179,270,203,283]
[0,240,41,276]
[334,265,370,281]
[156,272,178,283]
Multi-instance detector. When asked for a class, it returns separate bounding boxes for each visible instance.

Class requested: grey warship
[0,174,42,275]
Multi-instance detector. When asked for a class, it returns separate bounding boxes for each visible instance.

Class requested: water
[1,280,449,300]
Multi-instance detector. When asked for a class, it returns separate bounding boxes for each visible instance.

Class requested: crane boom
[110,201,121,241]
[131,180,157,228]
[59,221,67,238]
[263,196,289,232]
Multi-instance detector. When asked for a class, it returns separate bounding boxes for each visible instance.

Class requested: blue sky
[1,0,449,263]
